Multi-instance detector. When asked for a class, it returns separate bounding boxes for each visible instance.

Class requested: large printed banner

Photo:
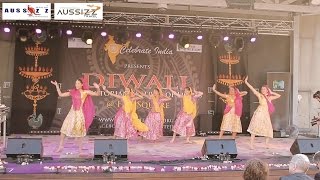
[11,30,214,135]
[2,3,51,20]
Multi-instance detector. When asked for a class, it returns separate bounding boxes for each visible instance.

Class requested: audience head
[243,158,269,180]
[289,154,310,174]
[313,151,320,169]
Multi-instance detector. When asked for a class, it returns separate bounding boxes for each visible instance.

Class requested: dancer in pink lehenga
[102,86,148,139]
[51,78,101,153]
[138,88,171,141]
[212,84,247,139]
[169,87,203,143]
[244,76,281,149]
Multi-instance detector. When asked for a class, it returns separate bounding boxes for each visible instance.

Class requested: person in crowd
[243,158,269,180]
[280,154,313,180]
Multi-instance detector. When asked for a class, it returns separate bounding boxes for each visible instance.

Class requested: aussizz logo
[3,5,49,16]
[56,5,101,17]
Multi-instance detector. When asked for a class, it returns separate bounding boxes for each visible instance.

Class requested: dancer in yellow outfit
[139,88,171,141]
[169,87,203,143]
[244,76,281,149]
[103,86,148,139]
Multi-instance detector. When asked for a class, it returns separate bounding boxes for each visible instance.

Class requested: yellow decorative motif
[19,42,51,115]
[104,35,130,64]
[217,52,244,86]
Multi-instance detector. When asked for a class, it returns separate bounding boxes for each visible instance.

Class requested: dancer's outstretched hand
[244,76,248,82]
[102,85,107,91]
[212,84,216,90]
[51,81,58,86]
[93,82,99,89]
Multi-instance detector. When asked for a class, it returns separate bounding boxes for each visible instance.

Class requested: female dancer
[169,87,203,143]
[51,78,100,153]
[212,84,247,139]
[244,76,281,149]
[102,86,148,139]
[138,88,171,141]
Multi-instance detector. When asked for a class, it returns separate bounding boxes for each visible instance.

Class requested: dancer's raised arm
[102,85,122,99]
[240,91,248,97]
[132,92,143,101]
[269,89,281,101]
[212,84,227,99]
[51,81,70,97]
[193,89,203,98]
[136,90,151,99]
[85,83,101,96]
[169,87,183,98]
[244,77,260,97]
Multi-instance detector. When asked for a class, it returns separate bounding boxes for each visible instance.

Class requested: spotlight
[35,28,42,34]
[66,29,72,35]
[17,28,29,42]
[3,27,10,33]
[47,27,61,39]
[82,31,93,45]
[311,0,320,5]
[250,37,256,42]
[168,33,175,39]
[223,36,229,41]
[179,35,190,49]
[101,31,107,37]
[136,32,142,38]
[197,35,203,40]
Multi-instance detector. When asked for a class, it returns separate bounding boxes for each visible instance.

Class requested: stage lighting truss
[1,12,293,36]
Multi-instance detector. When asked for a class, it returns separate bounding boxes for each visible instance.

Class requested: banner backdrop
[10,27,290,135]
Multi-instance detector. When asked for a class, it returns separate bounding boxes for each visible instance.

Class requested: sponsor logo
[2,3,51,20]
[54,3,103,20]
[176,44,202,53]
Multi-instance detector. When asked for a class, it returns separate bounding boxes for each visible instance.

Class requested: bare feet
[186,140,193,144]
[54,147,63,153]
[170,138,175,143]
[250,144,254,150]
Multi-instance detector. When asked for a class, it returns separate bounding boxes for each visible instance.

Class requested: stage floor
[1,135,295,160]
[0,135,312,175]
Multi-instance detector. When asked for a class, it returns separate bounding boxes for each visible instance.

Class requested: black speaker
[6,138,43,158]
[290,138,320,155]
[94,139,127,158]
[201,139,238,158]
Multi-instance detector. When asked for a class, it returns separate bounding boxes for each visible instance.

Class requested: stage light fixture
[150,27,162,44]
[223,36,229,41]
[3,27,10,33]
[197,35,203,40]
[234,37,244,52]
[66,29,72,35]
[179,35,190,49]
[82,31,93,45]
[136,32,142,38]
[17,28,29,42]
[115,27,129,44]
[168,33,175,39]
[35,28,42,34]
[101,31,107,37]
[47,27,61,39]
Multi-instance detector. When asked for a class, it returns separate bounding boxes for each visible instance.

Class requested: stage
[0,135,318,179]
